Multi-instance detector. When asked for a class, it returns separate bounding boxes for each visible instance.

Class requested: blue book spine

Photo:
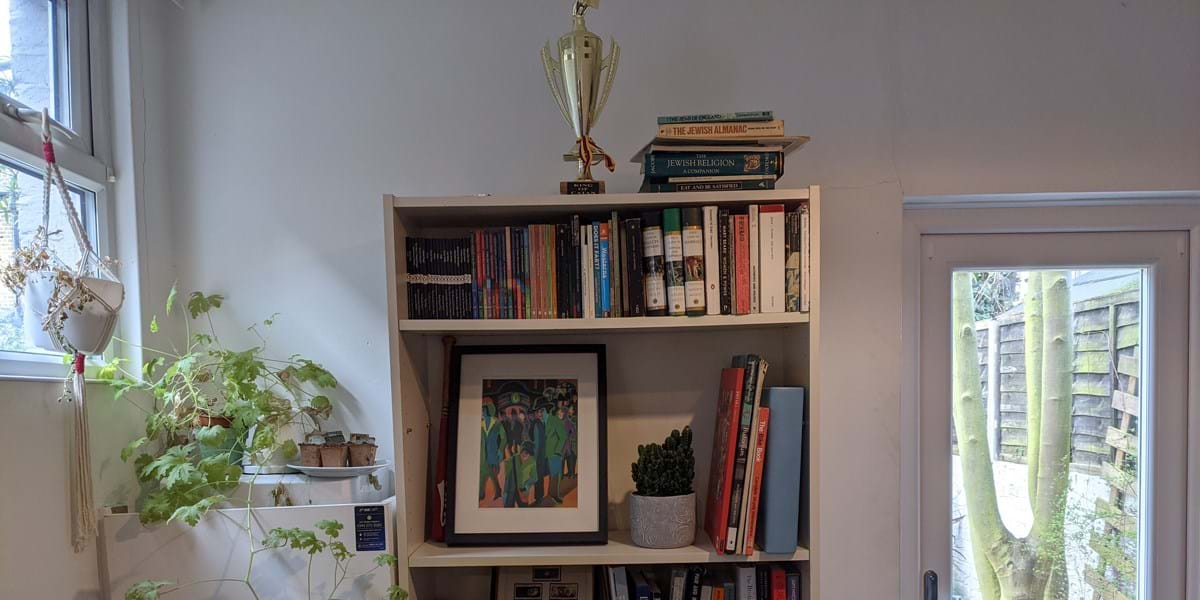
[599,229,611,317]
[644,151,782,178]
[657,111,773,125]
[758,386,806,554]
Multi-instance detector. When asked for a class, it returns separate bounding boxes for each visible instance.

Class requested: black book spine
[511,227,522,319]
[726,354,761,544]
[460,237,471,319]
[556,223,569,318]
[687,565,705,600]
[571,215,582,318]
[415,238,426,319]
[756,566,770,600]
[718,208,732,315]
[437,238,447,319]
[623,218,645,316]
[484,231,494,319]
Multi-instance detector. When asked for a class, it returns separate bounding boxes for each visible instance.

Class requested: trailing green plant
[103,286,406,599]
[631,427,695,497]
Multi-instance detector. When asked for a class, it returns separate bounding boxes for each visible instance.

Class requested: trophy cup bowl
[542,0,619,194]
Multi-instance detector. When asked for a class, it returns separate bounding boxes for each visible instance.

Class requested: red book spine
[549,225,558,318]
[743,406,770,554]
[530,226,541,318]
[770,565,787,600]
[704,367,746,554]
[505,227,514,320]
[734,214,750,315]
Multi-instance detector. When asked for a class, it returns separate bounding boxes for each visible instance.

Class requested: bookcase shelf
[397,313,809,335]
[384,186,820,599]
[408,531,809,568]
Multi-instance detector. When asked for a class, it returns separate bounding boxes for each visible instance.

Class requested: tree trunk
[1029,271,1073,597]
[1024,272,1044,507]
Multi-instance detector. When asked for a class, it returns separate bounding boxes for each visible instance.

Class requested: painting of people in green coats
[479,379,579,508]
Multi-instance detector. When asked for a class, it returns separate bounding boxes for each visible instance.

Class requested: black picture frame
[445,344,608,546]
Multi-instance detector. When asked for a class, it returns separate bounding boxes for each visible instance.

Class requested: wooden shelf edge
[408,530,808,568]
[398,313,809,335]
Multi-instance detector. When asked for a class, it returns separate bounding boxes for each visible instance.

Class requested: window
[0,0,107,377]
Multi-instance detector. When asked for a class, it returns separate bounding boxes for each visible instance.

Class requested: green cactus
[631,427,695,497]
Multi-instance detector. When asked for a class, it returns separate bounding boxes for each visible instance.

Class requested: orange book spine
[743,406,770,554]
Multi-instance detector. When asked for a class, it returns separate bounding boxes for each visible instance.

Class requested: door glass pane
[951,269,1141,599]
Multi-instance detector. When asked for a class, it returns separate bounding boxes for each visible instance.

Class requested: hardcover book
[748,205,760,314]
[662,208,687,316]
[769,566,787,600]
[756,387,806,554]
[657,119,785,139]
[639,179,776,193]
[703,205,720,316]
[704,367,746,554]
[642,211,668,316]
[644,151,783,179]
[733,214,750,315]
[718,208,732,315]
[599,223,612,317]
[656,110,774,125]
[758,204,786,313]
[681,206,707,316]
[736,566,756,600]
[742,405,769,554]
[785,209,800,313]
[623,218,646,316]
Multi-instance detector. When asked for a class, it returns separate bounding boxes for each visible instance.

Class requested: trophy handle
[591,38,619,123]
[540,42,573,128]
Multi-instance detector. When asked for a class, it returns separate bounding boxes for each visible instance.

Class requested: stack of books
[631,111,809,193]
[601,563,801,600]
[403,203,811,320]
[704,355,807,557]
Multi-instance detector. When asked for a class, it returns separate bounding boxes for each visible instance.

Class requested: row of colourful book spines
[471,225,572,320]
[603,564,799,600]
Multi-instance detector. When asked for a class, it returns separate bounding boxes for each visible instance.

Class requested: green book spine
[662,208,686,316]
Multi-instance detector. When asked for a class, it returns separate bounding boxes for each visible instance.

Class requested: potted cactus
[629,427,696,549]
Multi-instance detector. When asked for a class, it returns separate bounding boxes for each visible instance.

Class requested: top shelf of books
[388,189,810,228]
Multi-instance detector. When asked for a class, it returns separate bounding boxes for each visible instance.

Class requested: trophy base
[560,180,606,195]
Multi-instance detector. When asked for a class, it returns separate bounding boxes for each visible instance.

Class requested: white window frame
[0,0,114,380]
[900,192,1200,600]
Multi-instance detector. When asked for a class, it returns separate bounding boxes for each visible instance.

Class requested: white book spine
[703,206,720,315]
[800,204,811,313]
[737,566,757,600]
[748,205,760,313]
[759,205,786,313]
[582,225,595,319]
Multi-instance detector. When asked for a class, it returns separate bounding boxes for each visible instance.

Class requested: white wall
[3,0,1197,597]
[151,1,1199,598]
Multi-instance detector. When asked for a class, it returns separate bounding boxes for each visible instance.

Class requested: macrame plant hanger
[39,108,100,553]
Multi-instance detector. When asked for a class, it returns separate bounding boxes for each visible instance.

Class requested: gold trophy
[542,0,619,194]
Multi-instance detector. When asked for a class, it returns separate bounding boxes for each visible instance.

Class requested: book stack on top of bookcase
[403,202,810,320]
[632,111,809,193]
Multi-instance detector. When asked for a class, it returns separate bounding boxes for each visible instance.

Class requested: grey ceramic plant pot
[629,492,696,549]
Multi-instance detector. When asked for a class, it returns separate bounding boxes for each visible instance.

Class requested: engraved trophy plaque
[541,0,619,194]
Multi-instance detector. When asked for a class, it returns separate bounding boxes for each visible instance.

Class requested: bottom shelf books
[491,564,802,600]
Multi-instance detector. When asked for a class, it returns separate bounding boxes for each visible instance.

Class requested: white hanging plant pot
[25,273,125,355]
[52,275,125,355]
[21,272,57,352]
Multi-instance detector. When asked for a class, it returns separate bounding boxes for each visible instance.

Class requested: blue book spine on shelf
[644,151,782,178]
[657,111,774,125]
[599,225,612,317]
[757,386,807,554]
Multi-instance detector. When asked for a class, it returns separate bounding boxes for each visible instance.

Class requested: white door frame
[901,194,1200,600]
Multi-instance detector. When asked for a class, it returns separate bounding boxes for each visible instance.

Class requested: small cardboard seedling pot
[299,443,323,467]
[348,444,378,467]
[319,444,348,468]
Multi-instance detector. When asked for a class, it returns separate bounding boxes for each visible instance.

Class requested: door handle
[923,570,938,600]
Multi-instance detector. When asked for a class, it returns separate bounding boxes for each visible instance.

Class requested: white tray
[285,460,390,479]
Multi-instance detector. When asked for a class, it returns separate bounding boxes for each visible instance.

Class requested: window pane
[950,269,1141,599]
[0,157,95,355]
[0,0,70,126]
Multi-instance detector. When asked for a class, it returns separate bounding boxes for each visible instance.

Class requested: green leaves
[149,315,159,334]
[168,495,225,527]
[187,291,224,318]
[263,527,326,555]
[631,426,695,497]
[165,284,178,316]
[121,437,148,462]
[387,586,410,600]
[193,425,229,448]
[315,519,343,538]
[126,580,173,600]
[374,553,398,568]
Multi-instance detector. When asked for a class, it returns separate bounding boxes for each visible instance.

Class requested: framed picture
[446,344,607,546]
[494,566,593,600]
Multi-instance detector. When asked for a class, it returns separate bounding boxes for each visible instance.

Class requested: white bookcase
[384,187,820,599]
